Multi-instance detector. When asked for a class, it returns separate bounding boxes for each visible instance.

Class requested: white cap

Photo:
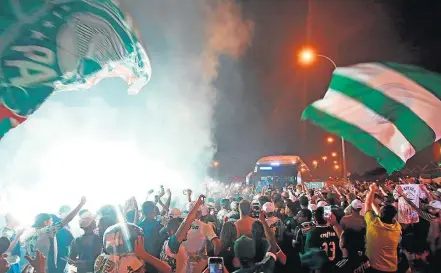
[429,200,441,210]
[308,204,317,211]
[351,199,363,210]
[200,204,209,217]
[262,202,275,213]
[317,201,328,207]
[231,201,238,210]
[169,208,182,218]
[186,201,202,212]
[79,212,95,228]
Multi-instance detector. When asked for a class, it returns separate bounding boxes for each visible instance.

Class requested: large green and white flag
[0,0,151,138]
[302,63,441,173]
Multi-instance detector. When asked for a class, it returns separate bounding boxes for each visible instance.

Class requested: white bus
[248,155,310,190]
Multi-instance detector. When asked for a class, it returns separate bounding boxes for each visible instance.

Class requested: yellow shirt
[365,210,401,272]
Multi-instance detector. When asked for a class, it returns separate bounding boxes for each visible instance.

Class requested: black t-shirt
[305,225,342,265]
[334,252,371,273]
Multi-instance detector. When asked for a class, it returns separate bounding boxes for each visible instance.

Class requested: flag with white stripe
[302,63,441,173]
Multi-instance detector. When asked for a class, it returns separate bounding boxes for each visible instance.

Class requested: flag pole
[317,54,347,181]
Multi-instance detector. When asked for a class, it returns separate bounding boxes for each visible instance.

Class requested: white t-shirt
[182,219,218,273]
[394,184,427,224]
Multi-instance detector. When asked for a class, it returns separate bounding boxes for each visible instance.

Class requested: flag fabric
[0,0,152,138]
[302,62,441,173]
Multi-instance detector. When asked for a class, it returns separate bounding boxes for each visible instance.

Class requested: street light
[322,156,327,162]
[312,160,318,169]
[327,137,334,143]
[298,48,337,68]
[298,48,317,65]
[213,161,219,167]
[331,152,337,157]
[334,165,340,170]
[299,47,347,179]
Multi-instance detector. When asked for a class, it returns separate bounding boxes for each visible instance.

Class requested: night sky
[213,0,441,178]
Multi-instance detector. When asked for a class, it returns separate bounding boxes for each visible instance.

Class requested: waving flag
[0,0,151,138]
[302,63,441,173]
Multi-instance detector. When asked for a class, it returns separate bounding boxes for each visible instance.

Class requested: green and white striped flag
[302,63,441,173]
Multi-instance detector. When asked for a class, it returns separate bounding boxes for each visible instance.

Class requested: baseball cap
[429,200,441,210]
[79,212,95,228]
[308,204,317,211]
[234,235,256,260]
[32,213,52,228]
[351,199,363,210]
[200,204,209,217]
[94,254,144,273]
[262,202,275,213]
[317,201,328,207]
[169,208,182,218]
[186,201,202,212]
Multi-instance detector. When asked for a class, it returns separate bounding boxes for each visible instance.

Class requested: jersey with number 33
[305,225,342,265]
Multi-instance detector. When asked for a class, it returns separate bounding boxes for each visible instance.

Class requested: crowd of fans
[1,178,441,273]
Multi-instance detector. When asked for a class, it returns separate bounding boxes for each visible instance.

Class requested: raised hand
[369,183,378,192]
[25,250,46,273]
[159,186,165,197]
[134,236,147,257]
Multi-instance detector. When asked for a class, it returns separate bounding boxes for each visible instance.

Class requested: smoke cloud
[0,0,253,225]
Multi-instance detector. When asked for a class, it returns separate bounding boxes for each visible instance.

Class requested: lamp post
[299,48,347,180]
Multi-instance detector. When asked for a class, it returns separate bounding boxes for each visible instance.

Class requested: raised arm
[364,183,377,213]
[61,197,86,227]
[175,195,204,243]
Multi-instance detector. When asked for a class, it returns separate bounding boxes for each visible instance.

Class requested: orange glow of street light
[298,48,317,65]
[312,160,318,165]
[334,165,340,170]
[322,156,327,161]
[327,137,334,143]
[331,152,337,157]
[333,160,338,164]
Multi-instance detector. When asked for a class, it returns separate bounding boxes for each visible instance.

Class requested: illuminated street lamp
[312,160,318,169]
[298,48,337,68]
[298,48,317,66]
[322,156,327,162]
[327,137,334,143]
[334,165,340,170]
[331,152,337,157]
[333,160,338,164]
[213,161,219,167]
[298,47,347,179]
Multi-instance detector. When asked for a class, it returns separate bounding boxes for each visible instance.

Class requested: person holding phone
[182,196,221,273]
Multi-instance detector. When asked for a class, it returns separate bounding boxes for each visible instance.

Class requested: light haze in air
[0,0,253,225]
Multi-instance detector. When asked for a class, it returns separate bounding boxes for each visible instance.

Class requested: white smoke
[0,0,253,226]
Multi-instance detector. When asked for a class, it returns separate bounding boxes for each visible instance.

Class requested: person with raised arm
[182,195,221,273]
[365,183,401,273]
[25,197,87,273]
